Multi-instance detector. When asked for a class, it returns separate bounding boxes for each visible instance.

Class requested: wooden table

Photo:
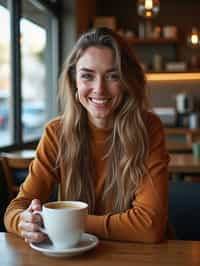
[1,149,35,159]
[169,153,200,174]
[1,233,200,266]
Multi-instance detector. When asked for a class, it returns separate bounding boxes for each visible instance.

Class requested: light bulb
[187,27,200,47]
[137,0,160,19]
[145,0,153,10]
[191,34,198,45]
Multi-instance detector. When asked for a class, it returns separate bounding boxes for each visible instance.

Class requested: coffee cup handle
[34,210,47,234]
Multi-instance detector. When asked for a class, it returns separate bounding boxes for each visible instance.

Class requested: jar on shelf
[138,22,145,38]
[153,25,161,38]
[163,25,177,39]
[153,53,163,72]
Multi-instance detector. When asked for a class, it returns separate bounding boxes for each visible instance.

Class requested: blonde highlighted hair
[57,27,149,213]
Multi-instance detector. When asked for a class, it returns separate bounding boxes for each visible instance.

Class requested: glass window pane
[21,1,48,142]
[0,1,12,147]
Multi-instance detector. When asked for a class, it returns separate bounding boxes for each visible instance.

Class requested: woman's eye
[106,73,120,81]
[80,73,93,80]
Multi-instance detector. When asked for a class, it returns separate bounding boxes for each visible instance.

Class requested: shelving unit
[125,36,200,78]
[127,37,178,45]
[125,36,179,73]
[122,36,199,75]
[84,0,200,75]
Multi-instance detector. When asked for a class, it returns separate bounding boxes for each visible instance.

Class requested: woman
[4,27,169,243]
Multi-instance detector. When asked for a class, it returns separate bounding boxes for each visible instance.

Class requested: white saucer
[29,233,99,257]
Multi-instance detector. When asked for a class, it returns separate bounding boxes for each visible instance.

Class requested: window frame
[0,0,60,151]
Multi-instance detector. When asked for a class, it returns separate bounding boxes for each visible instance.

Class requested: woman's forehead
[76,46,117,70]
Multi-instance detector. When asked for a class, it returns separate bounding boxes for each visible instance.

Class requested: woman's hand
[18,199,47,243]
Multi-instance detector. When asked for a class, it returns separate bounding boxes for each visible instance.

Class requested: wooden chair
[0,151,34,201]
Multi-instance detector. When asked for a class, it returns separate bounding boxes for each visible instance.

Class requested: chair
[0,164,8,232]
[0,151,34,201]
[169,180,200,240]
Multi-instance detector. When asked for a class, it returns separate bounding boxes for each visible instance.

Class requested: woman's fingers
[19,217,40,232]
[22,230,47,243]
[20,210,42,224]
[28,199,42,212]
[19,214,47,243]
[19,217,47,243]
[19,199,46,243]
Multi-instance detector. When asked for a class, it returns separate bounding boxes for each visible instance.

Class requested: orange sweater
[4,112,169,243]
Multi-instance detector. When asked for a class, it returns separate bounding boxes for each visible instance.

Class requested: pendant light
[137,0,160,18]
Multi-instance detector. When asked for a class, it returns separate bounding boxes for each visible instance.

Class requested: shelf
[127,37,178,45]
[147,70,200,74]
[147,72,200,81]
[125,36,200,76]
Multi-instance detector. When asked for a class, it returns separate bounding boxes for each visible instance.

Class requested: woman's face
[76,46,124,128]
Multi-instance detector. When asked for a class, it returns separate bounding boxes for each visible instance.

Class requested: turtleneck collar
[88,120,112,143]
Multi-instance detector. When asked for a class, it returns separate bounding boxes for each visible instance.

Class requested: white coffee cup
[35,201,88,249]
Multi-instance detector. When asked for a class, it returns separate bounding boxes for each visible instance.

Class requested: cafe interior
[0,0,200,249]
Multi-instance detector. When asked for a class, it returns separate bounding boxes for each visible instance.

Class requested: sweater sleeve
[86,113,169,243]
[4,118,61,236]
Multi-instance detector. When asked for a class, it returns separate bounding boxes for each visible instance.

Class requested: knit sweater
[4,112,169,243]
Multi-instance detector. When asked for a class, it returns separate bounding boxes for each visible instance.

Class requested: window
[0,1,11,146]
[21,2,47,141]
[0,0,59,148]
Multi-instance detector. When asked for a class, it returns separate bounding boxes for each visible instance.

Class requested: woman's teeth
[90,98,108,104]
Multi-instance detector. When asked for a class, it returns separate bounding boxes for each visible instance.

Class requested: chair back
[169,180,200,240]
[0,151,34,201]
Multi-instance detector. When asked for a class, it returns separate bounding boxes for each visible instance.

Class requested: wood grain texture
[1,233,200,266]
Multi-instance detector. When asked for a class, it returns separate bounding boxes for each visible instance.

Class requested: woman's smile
[89,96,111,105]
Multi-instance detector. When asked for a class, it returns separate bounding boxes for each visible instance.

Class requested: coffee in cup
[35,201,88,249]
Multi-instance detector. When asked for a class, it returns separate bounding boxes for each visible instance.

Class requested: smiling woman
[4,27,169,244]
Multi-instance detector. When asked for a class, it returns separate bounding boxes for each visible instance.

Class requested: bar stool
[0,150,35,201]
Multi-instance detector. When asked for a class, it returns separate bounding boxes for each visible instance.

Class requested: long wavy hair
[57,27,150,213]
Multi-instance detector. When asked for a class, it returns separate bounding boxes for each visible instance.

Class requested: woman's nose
[93,77,106,93]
